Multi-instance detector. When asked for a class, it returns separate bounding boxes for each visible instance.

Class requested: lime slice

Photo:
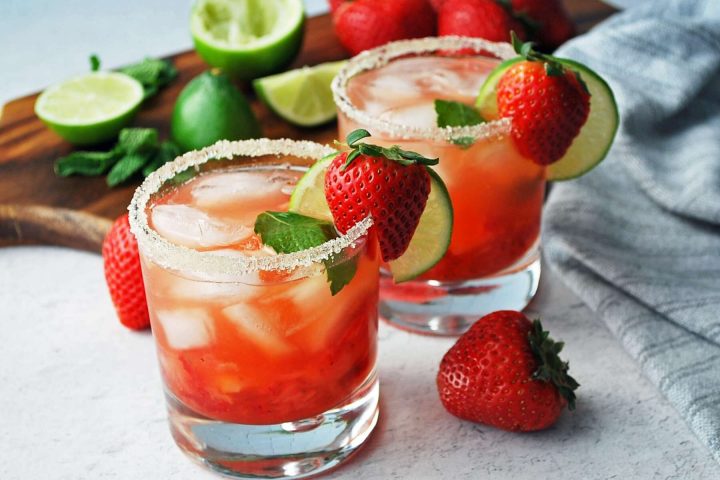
[290,160,453,283]
[253,60,346,127]
[191,0,305,81]
[288,153,336,220]
[35,72,144,145]
[476,57,619,181]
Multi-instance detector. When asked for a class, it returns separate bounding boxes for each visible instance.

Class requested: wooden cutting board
[0,5,616,251]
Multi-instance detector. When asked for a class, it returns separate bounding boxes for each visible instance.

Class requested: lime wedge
[191,0,305,80]
[290,159,453,283]
[35,72,144,145]
[253,61,347,127]
[476,57,619,181]
[288,153,337,220]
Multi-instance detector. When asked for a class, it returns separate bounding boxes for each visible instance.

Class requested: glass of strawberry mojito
[333,37,544,335]
[129,139,379,479]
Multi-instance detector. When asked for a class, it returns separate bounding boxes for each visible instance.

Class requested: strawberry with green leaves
[325,129,439,262]
[437,310,579,431]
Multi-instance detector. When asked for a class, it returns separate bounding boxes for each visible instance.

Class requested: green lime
[253,60,346,127]
[171,70,261,152]
[34,72,144,145]
[290,159,453,283]
[191,0,305,81]
[476,57,619,181]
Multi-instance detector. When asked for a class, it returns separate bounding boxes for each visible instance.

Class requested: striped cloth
[543,0,720,463]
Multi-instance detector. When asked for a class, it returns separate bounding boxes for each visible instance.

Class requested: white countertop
[2,246,719,479]
[1,1,718,478]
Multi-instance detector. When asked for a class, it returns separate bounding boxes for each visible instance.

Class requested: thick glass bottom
[380,256,541,336]
[166,372,379,479]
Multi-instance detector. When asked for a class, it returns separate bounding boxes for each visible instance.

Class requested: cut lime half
[253,61,347,127]
[476,57,619,181]
[35,72,144,145]
[290,159,453,282]
[191,0,305,80]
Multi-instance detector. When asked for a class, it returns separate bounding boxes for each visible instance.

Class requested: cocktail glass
[333,37,544,335]
[128,139,379,479]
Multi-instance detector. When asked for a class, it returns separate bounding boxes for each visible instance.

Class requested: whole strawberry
[333,0,436,56]
[437,310,579,431]
[511,0,575,49]
[325,129,437,262]
[496,34,590,165]
[102,213,150,330]
[438,0,526,43]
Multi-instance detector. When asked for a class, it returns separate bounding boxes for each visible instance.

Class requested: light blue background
[0,0,329,105]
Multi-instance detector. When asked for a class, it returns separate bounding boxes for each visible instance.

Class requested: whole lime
[171,70,262,152]
[190,0,305,81]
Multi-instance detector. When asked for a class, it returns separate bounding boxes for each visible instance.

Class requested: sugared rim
[128,138,372,279]
[332,36,515,143]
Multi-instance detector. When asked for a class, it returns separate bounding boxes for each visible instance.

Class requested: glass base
[166,373,379,479]
[380,257,541,336]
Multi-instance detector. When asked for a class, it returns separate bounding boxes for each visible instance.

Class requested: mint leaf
[324,255,358,296]
[142,141,181,176]
[451,136,476,149]
[342,128,439,169]
[434,99,484,128]
[90,54,101,72]
[254,211,357,295]
[107,153,150,187]
[55,151,117,176]
[116,128,159,155]
[119,57,177,100]
[255,212,336,253]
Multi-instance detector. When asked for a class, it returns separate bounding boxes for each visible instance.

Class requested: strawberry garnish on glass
[495,32,591,166]
[325,129,439,262]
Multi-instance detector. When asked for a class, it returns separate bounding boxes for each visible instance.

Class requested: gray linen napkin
[542,0,720,462]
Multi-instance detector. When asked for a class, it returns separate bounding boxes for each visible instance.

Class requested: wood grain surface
[0,4,616,250]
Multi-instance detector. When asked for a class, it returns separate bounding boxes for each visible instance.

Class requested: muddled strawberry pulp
[141,167,379,424]
[340,55,545,282]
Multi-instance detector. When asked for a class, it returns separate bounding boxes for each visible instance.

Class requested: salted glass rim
[128,138,373,278]
[332,36,515,143]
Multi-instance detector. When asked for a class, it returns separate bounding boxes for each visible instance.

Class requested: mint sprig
[342,129,438,169]
[54,127,181,187]
[434,100,485,148]
[89,55,177,100]
[434,99,484,128]
[254,211,358,296]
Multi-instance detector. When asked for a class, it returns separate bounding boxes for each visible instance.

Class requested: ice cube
[151,204,253,249]
[379,102,437,129]
[155,308,215,350]
[222,303,294,354]
[166,274,260,305]
[190,171,293,210]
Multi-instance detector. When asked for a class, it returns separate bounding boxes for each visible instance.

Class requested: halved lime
[191,0,305,81]
[290,159,453,283]
[476,57,619,181]
[253,60,347,127]
[35,72,144,145]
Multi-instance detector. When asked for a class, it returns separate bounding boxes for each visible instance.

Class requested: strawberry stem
[342,129,439,170]
[528,319,580,410]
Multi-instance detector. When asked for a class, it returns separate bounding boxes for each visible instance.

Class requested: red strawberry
[438,0,526,43]
[437,310,579,431]
[495,35,590,165]
[333,0,436,56]
[511,0,576,49]
[328,0,345,12]
[429,0,446,11]
[102,213,150,330]
[325,129,436,262]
